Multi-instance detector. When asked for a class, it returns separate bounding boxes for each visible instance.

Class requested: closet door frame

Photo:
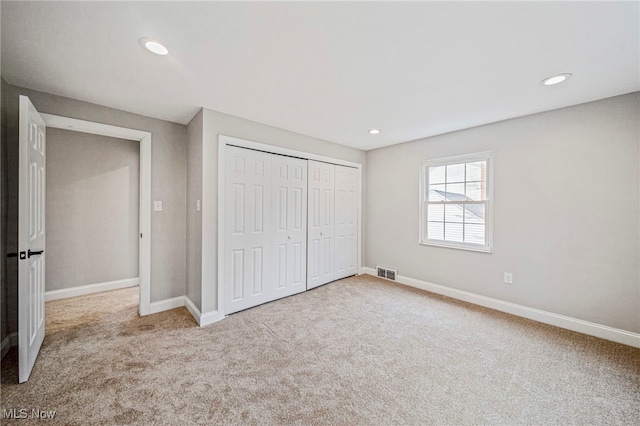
[217,135,362,318]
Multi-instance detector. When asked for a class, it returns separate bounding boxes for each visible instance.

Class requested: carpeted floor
[1,275,639,425]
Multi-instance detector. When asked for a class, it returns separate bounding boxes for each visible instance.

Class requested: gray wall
[2,84,188,312]
[46,129,139,291]
[186,110,203,309]
[195,108,367,314]
[1,77,8,345]
[366,92,640,333]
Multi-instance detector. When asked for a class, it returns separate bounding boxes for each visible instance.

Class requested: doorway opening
[45,128,140,305]
[41,114,151,316]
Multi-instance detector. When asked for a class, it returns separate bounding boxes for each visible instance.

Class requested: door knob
[28,249,44,258]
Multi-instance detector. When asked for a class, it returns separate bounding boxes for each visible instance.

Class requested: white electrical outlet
[504,272,513,284]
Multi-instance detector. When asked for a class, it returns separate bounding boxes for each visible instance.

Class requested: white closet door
[307,161,335,289]
[225,146,272,314]
[334,165,358,280]
[271,155,308,299]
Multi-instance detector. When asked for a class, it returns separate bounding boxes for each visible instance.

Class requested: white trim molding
[148,296,186,315]
[45,278,139,302]
[361,267,640,348]
[200,310,223,327]
[419,151,493,253]
[1,332,19,360]
[150,296,223,327]
[183,297,201,325]
[220,135,363,169]
[40,113,152,317]
[184,296,223,327]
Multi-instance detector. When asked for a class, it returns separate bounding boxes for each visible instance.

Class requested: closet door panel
[224,143,359,315]
[334,165,358,280]
[270,156,307,299]
[307,161,335,289]
[225,146,272,314]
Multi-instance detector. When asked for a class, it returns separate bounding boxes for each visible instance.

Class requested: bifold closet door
[225,144,355,313]
[307,161,335,289]
[225,146,307,315]
[224,146,272,314]
[271,155,308,299]
[334,165,358,280]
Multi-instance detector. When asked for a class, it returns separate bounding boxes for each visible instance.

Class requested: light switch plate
[154,201,163,212]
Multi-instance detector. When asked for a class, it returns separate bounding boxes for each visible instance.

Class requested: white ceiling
[2,1,638,151]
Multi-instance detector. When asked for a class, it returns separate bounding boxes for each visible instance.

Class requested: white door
[18,96,46,383]
[334,165,358,280]
[307,161,335,289]
[224,146,272,314]
[271,155,307,299]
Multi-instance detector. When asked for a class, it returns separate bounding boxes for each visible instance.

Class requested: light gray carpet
[1,275,639,425]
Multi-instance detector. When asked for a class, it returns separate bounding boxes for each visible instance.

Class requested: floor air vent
[376,266,397,281]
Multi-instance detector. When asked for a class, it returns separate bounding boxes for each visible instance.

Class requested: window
[419,152,492,252]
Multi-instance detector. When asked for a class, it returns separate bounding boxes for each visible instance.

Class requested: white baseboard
[1,332,18,360]
[45,278,139,302]
[148,296,186,315]
[150,295,222,327]
[183,296,201,324]
[184,296,222,326]
[361,267,640,348]
[200,310,222,326]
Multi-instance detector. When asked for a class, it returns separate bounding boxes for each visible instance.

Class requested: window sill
[419,240,493,253]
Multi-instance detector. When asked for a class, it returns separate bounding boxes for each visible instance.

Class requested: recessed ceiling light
[541,73,572,86]
[139,37,168,56]
[369,129,381,135]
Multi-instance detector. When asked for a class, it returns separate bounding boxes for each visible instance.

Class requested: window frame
[419,151,493,253]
